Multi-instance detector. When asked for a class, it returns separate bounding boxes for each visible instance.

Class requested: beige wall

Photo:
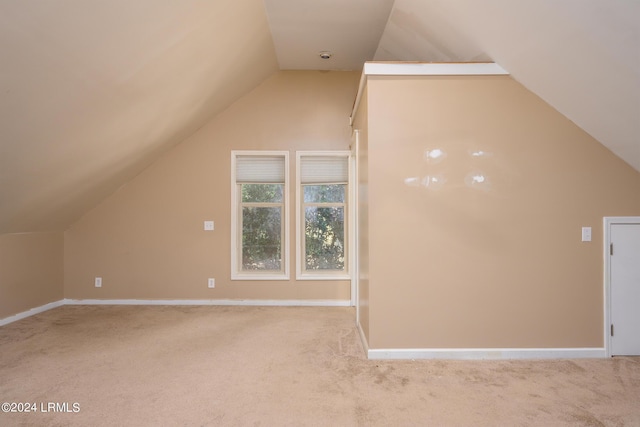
[358,75,640,349]
[0,232,64,318]
[353,88,370,342]
[64,71,360,301]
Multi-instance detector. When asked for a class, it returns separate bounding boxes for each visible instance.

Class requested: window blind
[300,156,348,184]
[236,156,285,183]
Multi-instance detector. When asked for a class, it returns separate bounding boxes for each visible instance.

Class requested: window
[296,152,350,280]
[231,151,289,280]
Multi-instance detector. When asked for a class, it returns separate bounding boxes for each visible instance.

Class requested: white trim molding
[2,301,607,361]
[0,300,65,326]
[295,150,352,281]
[350,61,510,124]
[230,150,290,281]
[367,347,606,360]
[63,299,350,307]
[363,62,509,77]
[0,299,351,326]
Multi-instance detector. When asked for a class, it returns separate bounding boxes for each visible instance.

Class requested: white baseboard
[62,299,351,307]
[367,347,607,360]
[0,298,351,326]
[0,300,65,326]
[0,303,607,361]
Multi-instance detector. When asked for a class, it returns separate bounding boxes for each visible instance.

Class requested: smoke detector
[319,51,332,60]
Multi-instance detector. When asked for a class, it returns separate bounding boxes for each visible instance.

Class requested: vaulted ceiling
[0,0,278,233]
[1,0,638,234]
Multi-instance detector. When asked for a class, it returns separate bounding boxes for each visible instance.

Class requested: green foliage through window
[304,185,345,203]
[240,184,283,271]
[242,184,283,203]
[303,184,346,271]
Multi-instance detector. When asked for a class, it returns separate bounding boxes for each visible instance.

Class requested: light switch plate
[204,221,214,231]
[581,227,592,242]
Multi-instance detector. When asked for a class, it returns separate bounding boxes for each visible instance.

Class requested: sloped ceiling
[0,0,278,233]
[1,0,638,234]
[265,0,638,173]
[375,0,640,175]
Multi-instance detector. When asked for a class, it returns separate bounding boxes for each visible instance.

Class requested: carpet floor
[0,306,639,426]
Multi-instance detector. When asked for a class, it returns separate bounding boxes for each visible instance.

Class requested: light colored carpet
[0,306,638,426]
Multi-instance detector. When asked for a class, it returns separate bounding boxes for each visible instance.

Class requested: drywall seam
[367,348,606,360]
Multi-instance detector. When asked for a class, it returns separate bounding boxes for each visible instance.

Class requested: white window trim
[231,151,290,281]
[296,151,351,281]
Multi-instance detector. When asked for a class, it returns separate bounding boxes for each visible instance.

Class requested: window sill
[231,273,290,281]
[296,273,350,281]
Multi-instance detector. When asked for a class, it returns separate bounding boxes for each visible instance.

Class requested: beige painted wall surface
[0,232,64,318]
[65,71,359,301]
[1,0,278,234]
[353,87,370,342]
[364,75,640,349]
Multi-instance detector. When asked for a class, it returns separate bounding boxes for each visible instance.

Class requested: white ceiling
[0,0,638,234]
[264,0,394,70]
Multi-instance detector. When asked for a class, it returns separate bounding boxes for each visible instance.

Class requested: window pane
[241,184,283,203]
[305,206,345,271]
[242,207,282,271]
[303,184,345,203]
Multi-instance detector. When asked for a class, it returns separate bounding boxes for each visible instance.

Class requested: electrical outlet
[208,278,215,288]
[204,221,214,231]
[95,277,102,288]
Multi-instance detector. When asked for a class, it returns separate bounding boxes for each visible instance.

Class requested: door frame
[603,216,640,357]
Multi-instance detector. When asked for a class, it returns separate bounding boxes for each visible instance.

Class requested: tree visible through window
[297,153,349,279]
[232,152,288,280]
[241,184,283,271]
[303,184,345,271]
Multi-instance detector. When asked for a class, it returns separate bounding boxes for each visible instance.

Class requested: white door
[610,223,640,356]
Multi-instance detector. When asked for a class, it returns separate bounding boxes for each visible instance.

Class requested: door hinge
[610,243,614,256]
[611,324,614,337]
